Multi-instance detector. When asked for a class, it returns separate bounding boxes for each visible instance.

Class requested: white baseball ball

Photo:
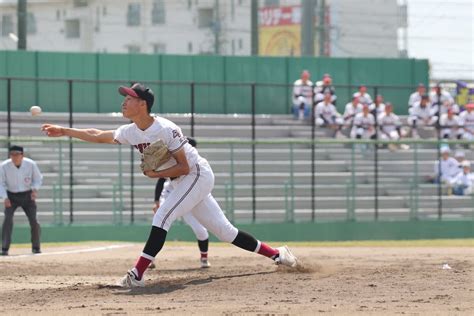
[30,106,42,116]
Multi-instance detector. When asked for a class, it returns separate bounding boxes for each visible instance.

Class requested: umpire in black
[0,145,43,256]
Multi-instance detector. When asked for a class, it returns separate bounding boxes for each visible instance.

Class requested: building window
[27,13,37,35]
[127,45,141,53]
[264,0,280,6]
[65,19,80,38]
[127,3,141,26]
[56,10,61,21]
[238,0,243,5]
[231,0,235,21]
[188,42,193,53]
[238,38,243,50]
[152,43,166,54]
[1,15,14,37]
[95,6,100,32]
[103,6,107,16]
[151,0,166,25]
[73,0,89,7]
[187,0,192,10]
[198,8,213,28]
[231,39,235,55]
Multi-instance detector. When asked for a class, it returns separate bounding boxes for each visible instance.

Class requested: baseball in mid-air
[30,105,42,116]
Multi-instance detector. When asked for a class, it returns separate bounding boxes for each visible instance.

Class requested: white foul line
[0,244,133,260]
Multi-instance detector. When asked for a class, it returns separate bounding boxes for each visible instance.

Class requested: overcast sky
[407,0,473,80]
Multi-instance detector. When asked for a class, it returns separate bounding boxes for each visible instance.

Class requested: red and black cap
[118,83,155,111]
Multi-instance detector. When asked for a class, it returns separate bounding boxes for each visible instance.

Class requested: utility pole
[251,0,258,55]
[301,0,316,56]
[214,0,220,54]
[17,0,27,50]
[318,0,326,56]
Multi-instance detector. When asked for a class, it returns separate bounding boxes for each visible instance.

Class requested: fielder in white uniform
[41,83,298,288]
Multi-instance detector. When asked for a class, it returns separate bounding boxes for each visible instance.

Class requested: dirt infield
[0,242,473,315]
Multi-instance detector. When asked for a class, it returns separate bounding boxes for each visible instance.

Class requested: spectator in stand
[353,85,373,105]
[292,70,313,120]
[459,103,474,141]
[408,95,439,138]
[350,104,376,140]
[454,151,466,173]
[432,146,460,184]
[369,94,386,118]
[430,83,454,109]
[454,151,466,164]
[439,108,463,139]
[314,73,337,105]
[378,102,402,142]
[343,96,363,126]
[449,160,474,196]
[408,83,426,109]
[438,99,460,116]
[315,92,343,135]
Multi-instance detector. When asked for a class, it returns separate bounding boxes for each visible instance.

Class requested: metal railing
[0,137,472,226]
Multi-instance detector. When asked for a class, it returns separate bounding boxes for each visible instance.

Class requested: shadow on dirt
[108,270,276,296]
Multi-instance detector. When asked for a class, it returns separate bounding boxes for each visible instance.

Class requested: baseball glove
[140,139,172,172]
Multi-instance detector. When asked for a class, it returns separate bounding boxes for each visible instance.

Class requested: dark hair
[187,137,197,147]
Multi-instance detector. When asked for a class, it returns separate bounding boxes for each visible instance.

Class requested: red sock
[134,255,152,280]
[200,252,208,259]
[257,242,279,259]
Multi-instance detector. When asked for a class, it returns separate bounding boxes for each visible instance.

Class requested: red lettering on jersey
[134,143,151,153]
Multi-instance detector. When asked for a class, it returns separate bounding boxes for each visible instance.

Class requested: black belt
[7,190,32,196]
[170,177,177,181]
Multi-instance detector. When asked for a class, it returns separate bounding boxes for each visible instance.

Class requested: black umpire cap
[9,145,23,154]
[118,83,155,113]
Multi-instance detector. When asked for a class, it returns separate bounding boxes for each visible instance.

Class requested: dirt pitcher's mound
[0,243,472,315]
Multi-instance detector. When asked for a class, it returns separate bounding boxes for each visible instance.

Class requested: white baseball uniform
[459,110,474,140]
[351,112,375,139]
[369,102,386,117]
[315,101,343,126]
[438,103,460,115]
[408,91,423,108]
[292,79,313,105]
[430,90,454,106]
[377,112,401,140]
[439,113,463,139]
[159,180,209,241]
[113,116,238,242]
[343,102,363,125]
[434,157,460,183]
[353,92,373,105]
[408,102,438,126]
